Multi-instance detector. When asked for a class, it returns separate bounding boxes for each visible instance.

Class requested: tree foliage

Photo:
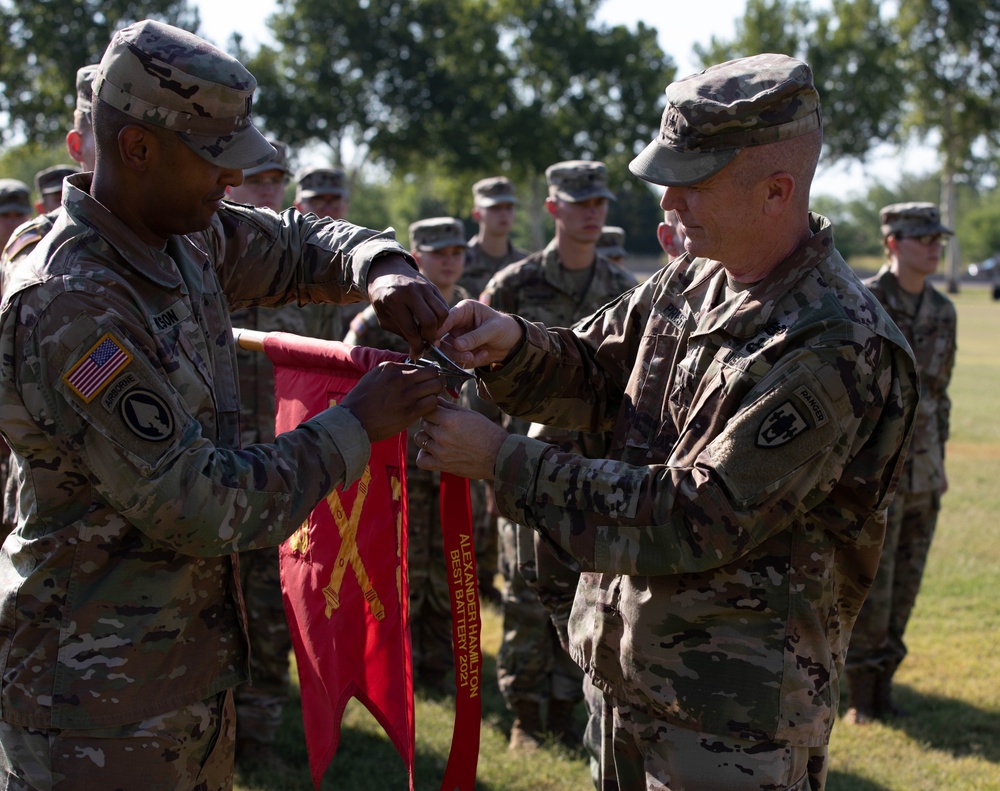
[245,0,674,194]
[0,0,200,146]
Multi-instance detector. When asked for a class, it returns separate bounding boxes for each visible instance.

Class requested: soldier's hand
[341,362,444,443]
[414,399,507,480]
[437,299,524,369]
[367,254,450,360]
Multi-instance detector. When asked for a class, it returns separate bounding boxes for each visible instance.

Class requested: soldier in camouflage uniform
[845,202,956,724]
[345,217,470,695]
[294,166,350,221]
[0,66,98,543]
[596,225,627,264]
[0,181,31,253]
[33,165,80,214]
[463,176,529,607]
[415,54,919,790]
[482,160,638,752]
[0,21,447,789]
[222,139,311,764]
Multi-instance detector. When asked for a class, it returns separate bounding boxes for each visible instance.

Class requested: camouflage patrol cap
[472,176,518,207]
[630,53,822,187]
[597,226,627,258]
[546,160,616,202]
[34,164,80,197]
[0,179,32,215]
[93,19,274,170]
[879,202,953,239]
[409,217,468,251]
[244,139,290,177]
[295,166,348,200]
[76,64,99,115]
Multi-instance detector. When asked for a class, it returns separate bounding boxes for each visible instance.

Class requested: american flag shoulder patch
[62,333,133,403]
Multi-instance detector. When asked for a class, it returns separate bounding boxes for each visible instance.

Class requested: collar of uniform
[540,238,598,289]
[873,264,924,317]
[63,172,184,289]
[714,212,833,339]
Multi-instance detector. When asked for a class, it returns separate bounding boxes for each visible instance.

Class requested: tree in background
[695,0,1000,289]
[0,0,199,147]
[243,0,674,250]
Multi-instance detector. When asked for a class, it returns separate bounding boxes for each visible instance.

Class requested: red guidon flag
[258,332,481,791]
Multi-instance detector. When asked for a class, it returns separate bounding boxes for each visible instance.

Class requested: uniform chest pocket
[621,332,680,455]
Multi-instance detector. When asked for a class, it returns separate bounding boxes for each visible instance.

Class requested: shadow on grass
[888,683,1000,765]
[237,648,517,790]
[825,770,892,791]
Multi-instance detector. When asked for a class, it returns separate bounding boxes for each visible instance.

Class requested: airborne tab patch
[63,333,133,403]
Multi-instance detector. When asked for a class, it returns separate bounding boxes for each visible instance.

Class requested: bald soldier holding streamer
[415,54,918,790]
[0,20,447,789]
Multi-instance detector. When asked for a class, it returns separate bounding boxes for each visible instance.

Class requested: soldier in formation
[845,202,956,724]
[482,159,638,752]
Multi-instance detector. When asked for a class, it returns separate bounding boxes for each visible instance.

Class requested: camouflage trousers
[407,467,454,681]
[588,686,827,791]
[234,546,290,746]
[497,517,583,707]
[847,490,940,674]
[0,690,236,791]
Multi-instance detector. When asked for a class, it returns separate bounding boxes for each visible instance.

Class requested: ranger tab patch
[63,333,133,403]
[756,400,807,448]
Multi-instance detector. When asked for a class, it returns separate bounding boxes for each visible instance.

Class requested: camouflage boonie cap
[295,166,347,200]
[93,19,274,170]
[597,226,627,258]
[0,179,32,215]
[546,160,616,202]
[34,165,80,197]
[473,176,518,206]
[76,64,99,115]
[630,53,822,187]
[244,139,290,177]
[409,217,467,251]
[879,202,953,239]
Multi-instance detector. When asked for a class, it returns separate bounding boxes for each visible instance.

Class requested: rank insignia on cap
[63,333,133,403]
[756,400,807,448]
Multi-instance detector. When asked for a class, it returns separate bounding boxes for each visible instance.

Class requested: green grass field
[236,286,1000,791]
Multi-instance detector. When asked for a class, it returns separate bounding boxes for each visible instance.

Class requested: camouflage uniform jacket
[0,173,410,729]
[864,265,954,494]
[480,214,919,746]
[463,237,528,300]
[482,239,638,447]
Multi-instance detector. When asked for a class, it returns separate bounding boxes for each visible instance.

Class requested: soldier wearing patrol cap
[0,19,447,787]
[481,159,637,753]
[226,138,291,213]
[294,165,350,220]
[0,66,99,544]
[845,202,956,725]
[0,179,31,251]
[33,164,80,214]
[463,176,527,299]
[222,138,312,765]
[596,225,627,263]
[345,217,470,695]
[414,53,917,790]
[462,175,528,612]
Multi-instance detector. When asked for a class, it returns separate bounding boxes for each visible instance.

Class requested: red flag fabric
[267,336,414,790]
[264,333,481,791]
